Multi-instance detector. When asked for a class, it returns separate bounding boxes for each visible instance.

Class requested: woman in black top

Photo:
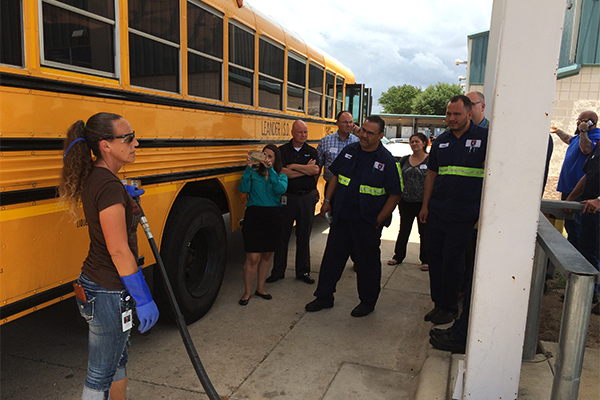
[388,132,430,270]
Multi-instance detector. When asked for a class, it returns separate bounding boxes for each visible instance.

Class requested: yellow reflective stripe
[397,161,404,192]
[359,185,386,196]
[338,174,351,186]
[438,165,484,178]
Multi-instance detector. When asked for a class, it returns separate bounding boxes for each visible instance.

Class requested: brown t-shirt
[81,167,141,290]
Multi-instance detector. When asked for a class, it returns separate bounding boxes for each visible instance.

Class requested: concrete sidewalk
[1,211,598,399]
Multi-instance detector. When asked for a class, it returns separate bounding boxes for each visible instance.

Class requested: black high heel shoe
[239,298,249,306]
[254,291,272,300]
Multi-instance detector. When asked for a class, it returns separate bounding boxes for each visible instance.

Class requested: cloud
[247,0,493,112]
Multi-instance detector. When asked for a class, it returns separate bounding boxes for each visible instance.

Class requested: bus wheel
[157,197,227,324]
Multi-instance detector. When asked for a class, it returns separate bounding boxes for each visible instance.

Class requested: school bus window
[258,37,284,110]
[287,52,306,111]
[128,0,180,92]
[60,0,114,19]
[41,1,115,75]
[1,0,24,67]
[187,1,223,100]
[325,71,335,118]
[335,76,345,116]
[308,63,323,117]
[229,22,254,105]
[129,0,179,44]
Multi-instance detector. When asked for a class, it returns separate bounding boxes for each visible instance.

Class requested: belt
[287,190,312,196]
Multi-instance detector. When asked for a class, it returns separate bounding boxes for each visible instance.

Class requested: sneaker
[296,273,315,284]
[305,298,334,312]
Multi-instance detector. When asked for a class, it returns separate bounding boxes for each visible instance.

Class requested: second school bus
[0,0,372,324]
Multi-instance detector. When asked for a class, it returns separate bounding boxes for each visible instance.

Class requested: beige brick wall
[552,66,600,132]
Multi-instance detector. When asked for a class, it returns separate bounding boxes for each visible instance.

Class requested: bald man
[465,91,488,128]
[268,120,320,284]
[551,110,599,249]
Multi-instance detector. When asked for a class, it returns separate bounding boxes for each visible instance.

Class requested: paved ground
[1,210,598,399]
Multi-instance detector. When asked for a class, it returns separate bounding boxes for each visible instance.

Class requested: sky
[247,0,494,112]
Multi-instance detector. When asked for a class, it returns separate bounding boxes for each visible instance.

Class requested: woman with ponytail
[59,112,159,400]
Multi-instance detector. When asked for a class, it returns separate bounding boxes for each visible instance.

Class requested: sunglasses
[112,131,136,144]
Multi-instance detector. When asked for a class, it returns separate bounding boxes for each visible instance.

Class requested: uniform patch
[466,139,482,148]
[345,153,353,159]
[374,161,385,171]
[439,143,449,148]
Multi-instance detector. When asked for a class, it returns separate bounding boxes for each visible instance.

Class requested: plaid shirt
[316,131,360,181]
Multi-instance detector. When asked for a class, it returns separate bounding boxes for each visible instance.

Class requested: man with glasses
[551,111,599,249]
[305,115,402,317]
[466,91,489,128]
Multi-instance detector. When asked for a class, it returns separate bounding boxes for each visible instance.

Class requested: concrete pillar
[460,0,566,398]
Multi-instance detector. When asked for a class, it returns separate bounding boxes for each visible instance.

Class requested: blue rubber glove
[124,184,145,200]
[121,269,159,333]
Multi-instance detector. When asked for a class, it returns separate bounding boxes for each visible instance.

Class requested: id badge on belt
[122,309,132,332]
[281,195,287,205]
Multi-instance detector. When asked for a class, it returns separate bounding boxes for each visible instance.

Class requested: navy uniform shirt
[329,142,403,227]
[428,121,488,222]
[582,142,600,200]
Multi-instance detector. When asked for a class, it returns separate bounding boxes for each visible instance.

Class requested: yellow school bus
[0,0,372,324]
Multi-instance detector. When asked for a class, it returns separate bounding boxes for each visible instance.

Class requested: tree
[378,84,422,114]
[411,82,464,115]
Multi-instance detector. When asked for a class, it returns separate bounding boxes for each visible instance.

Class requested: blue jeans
[77,273,132,400]
[579,211,599,298]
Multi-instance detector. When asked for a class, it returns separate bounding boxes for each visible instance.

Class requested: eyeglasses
[359,127,378,136]
[471,101,482,105]
[576,119,591,123]
[112,131,136,144]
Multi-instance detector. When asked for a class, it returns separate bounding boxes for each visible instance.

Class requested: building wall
[552,65,600,131]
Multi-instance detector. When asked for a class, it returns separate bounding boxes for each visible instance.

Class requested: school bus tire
[157,196,227,324]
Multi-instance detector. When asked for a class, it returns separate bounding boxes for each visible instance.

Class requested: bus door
[345,84,372,126]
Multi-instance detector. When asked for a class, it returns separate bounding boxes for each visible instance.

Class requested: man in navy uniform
[305,115,402,317]
[420,95,488,352]
[566,116,600,316]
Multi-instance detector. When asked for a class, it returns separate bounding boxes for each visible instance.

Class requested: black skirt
[242,206,283,253]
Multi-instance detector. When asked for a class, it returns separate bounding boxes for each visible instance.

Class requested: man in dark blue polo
[419,95,488,342]
[305,115,402,317]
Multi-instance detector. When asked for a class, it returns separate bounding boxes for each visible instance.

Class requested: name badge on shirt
[419,164,428,170]
[374,161,385,171]
[439,143,449,148]
[345,153,353,159]
[329,147,338,153]
[466,139,482,148]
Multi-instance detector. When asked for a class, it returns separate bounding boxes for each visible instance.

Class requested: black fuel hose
[133,198,221,400]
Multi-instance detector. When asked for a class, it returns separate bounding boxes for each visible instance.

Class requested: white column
[461,0,566,398]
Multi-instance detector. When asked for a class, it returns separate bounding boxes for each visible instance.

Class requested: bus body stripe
[0,72,336,128]
[0,165,245,207]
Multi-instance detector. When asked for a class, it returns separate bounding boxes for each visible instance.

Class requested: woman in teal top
[238,144,288,305]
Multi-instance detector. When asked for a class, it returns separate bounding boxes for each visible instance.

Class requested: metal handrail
[524,201,598,399]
